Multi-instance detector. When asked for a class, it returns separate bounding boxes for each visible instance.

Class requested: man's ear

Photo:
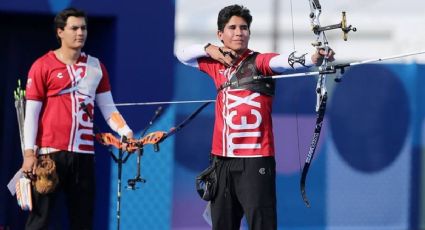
[217,30,224,44]
[57,28,64,39]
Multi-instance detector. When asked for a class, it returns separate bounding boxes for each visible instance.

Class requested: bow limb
[300,92,327,208]
[135,101,212,152]
[95,102,211,152]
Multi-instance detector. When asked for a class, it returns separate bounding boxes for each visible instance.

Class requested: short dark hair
[217,5,252,32]
[54,7,87,44]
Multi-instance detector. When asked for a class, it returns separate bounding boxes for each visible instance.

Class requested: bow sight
[311,11,357,44]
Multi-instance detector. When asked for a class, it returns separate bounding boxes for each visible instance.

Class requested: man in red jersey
[176,4,334,230]
[21,8,133,230]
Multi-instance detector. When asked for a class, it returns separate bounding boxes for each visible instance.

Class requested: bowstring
[290,0,296,52]
[289,0,304,175]
[106,99,215,107]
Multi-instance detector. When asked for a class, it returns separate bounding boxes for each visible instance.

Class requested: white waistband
[38,147,60,154]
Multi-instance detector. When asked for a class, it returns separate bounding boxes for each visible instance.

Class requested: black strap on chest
[217,52,275,96]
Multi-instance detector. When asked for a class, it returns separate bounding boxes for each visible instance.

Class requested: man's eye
[70,26,86,31]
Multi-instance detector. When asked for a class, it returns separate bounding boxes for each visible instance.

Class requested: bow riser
[299,0,357,208]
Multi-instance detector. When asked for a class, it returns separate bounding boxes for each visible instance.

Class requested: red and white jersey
[26,51,111,154]
[198,50,278,157]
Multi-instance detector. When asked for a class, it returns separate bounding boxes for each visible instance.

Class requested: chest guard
[217,52,275,96]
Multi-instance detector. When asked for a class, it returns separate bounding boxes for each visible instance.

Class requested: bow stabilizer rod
[252,50,425,81]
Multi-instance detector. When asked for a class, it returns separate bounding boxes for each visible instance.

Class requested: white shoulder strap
[57,55,103,98]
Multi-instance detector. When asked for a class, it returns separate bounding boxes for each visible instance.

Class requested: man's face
[57,16,87,49]
[218,16,250,54]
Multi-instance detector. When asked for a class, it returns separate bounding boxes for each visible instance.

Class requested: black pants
[210,156,277,230]
[26,151,95,230]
